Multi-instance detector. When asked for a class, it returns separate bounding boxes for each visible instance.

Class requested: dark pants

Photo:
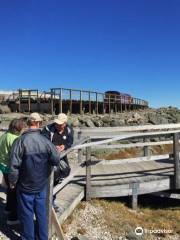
[3,173,17,219]
[17,187,48,240]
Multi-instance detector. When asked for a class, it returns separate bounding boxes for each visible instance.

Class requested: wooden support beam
[51,89,54,116]
[89,91,91,114]
[96,92,98,115]
[78,131,83,163]
[108,95,111,114]
[70,89,72,114]
[131,182,139,210]
[103,94,105,114]
[86,146,91,201]
[120,98,122,113]
[47,167,54,239]
[18,89,22,113]
[52,208,66,240]
[28,90,31,113]
[173,133,180,189]
[59,88,62,114]
[80,90,82,115]
[115,95,117,114]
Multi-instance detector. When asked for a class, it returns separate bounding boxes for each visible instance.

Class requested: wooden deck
[55,156,175,223]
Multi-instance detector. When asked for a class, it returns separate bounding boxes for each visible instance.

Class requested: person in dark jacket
[41,113,73,211]
[9,112,60,240]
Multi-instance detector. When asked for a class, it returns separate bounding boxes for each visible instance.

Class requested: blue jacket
[9,129,59,193]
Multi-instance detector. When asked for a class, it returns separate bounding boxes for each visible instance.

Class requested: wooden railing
[47,124,180,239]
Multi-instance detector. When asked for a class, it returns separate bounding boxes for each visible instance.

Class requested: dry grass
[94,197,180,238]
[104,144,173,160]
[63,197,180,239]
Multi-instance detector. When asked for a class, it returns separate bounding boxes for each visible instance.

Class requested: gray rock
[110,119,121,127]
[84,118,95,127]
[91,118,104,127]
[0,105,11,114]
[148,113,168,125]
[102,116,112,124]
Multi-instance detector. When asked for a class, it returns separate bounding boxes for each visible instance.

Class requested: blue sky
[0,0,180,108]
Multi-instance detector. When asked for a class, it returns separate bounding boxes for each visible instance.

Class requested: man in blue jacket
[9,113,60,240]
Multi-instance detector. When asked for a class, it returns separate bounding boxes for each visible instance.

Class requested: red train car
[105,91,132,104]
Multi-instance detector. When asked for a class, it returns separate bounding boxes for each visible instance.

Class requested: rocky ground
[1,106,180,129]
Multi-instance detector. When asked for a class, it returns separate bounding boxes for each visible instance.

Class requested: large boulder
[92,118,104,127]
[148,113,168,125]
[0,104,11,114]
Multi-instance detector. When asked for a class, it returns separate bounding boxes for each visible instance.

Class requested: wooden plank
[70,89,72,114]
[173,133,180,189]
[72,130,180,149]
[78,131,83,163]
[47,167,54,239]
[52,208,66,240]
[56,183,84,224]
[131,182,139,210]
[100,154,171,165]
[51,89,54,116]
[86,146,91,201]
[90,178,171,198]
[59,88,62,113]
[74,123,180,134]
[74,162,174,186]
[89,91,91,114]
[80,90,82,114]
[91,140,174,149]
[96,92,98,114]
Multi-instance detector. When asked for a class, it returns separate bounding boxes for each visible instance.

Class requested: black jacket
[41,123,74,150]
[9,129,59,193]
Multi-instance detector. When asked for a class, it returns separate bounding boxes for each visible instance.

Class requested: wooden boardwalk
[55,156,175,224]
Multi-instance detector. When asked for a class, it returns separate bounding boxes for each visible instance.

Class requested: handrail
[52,129,180,195]
[72,129,180,150]
[74,123,180,134]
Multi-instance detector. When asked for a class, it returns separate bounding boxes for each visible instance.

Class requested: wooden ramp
[56,183,84,224]
[55,157,174,223]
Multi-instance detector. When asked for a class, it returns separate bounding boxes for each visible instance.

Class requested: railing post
[80,90,82,115]
[59,88,62,114]
[50,89,54,116]
[86,145,91,201]
[70,89,72,114]
[46,167,54,239]
[96,92,98,115]
[173,133,180,189]
[78,131,83,163]
[143,131,149,156]
[18,89,22,113]
[131,182,139,210]
[28,90,31,113]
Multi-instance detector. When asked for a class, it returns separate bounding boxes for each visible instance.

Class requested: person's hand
[59,145,65,152]
[56,145,62,153]
[56,145,65,152]
[10,183,16,189]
